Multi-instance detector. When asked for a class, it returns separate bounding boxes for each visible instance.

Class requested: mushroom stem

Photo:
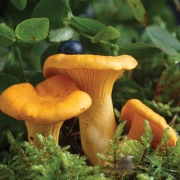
[25,121,63,149]
[75,70,124,165]
[79,96,117,165]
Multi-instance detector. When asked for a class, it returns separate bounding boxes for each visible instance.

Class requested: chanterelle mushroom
[120,99,178,148]
[0,75,92,148]
[43,54,137,165]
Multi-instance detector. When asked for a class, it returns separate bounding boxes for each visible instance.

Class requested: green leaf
[40,43,59,68]
[116,25,139,45]
[31,0,67,28]
[121,139,144,163]
[0,112,23,132]
[112,75,145,108]
[141,121,153,148]
[136,173,154,180]
[49,26,73,42]
[0,73,20,94]
[15,18,49,43]
[2,64,25,82]
[176,26,180,42]
[20,41,48,70]
[80,35,112,55]
[0,24,15,46]
[114,121,126,141]
[154,63,180,103]
[0,48,8,57]
[10,0,27,10]
[154,128,170,154]
[126,0,148,26]
[91,26,120,43]
[0,49,7,71]
[0,164,15,178]
[146,26,180,56]
[70,16,105,35]
[28,72,45,86]
[119,42,161,62]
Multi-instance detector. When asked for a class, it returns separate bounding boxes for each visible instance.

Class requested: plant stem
[65,0,72,15]
[16,47,27,82]
[81,32,120,53]
[9,47,16,65]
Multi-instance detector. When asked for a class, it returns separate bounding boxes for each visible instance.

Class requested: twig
[169,112,178,127]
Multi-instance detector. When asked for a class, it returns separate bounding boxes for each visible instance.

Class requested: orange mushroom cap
[0,75,92,124]
[43,54,137,77]
[120,99,178,148]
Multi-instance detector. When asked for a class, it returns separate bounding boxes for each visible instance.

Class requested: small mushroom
[120,99,178,148]
[43,54,137,165]
[0,75,92,148]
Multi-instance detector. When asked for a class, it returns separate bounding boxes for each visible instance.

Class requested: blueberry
[57,39,85,54]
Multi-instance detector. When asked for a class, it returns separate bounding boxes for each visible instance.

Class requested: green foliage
[119,42,161,62]
[10,0,27,11]
[0,73,20,93]
[0,122,180,180]
[31,0,67,28]
[91,26,120,43]
[0,25,15,46]
[0,132,107,180]
[0,18,49,45]
[154,63,180,104]
[145,100,180,124]
[98,121,180,179]
[126,0,148,26]
[121,121,153,167]
[112,75,145,109]
[49,26,74,42]
[136,173,154,180]
[15,18,49,43]
[70,16,106,35]
[97,121,131,179]
[146,26,180,56]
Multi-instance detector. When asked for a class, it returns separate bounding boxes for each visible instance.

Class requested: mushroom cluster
[43,54,138,165]
[0,75,91,148]
[0,52,177,166]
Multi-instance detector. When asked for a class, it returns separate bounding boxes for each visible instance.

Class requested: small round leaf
[49,26,73,42]
[10,0,27,10]
[15,18,49,43]
[71,16,105,35]
[0,24,15,46]
[91,26,120,43]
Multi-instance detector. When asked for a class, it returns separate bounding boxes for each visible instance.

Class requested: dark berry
[57,39,85,54]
